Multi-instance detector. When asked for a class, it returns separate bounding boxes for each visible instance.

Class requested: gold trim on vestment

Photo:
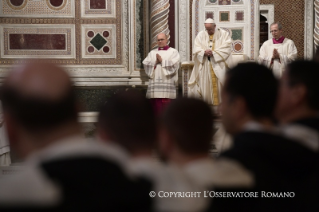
[210,35,219,106]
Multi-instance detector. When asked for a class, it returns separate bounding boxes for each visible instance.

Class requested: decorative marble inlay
[10,34,66,50]
[232,0,241,3]
[90,33,107,50]
[82,24,116,59]
[49,0,64,7]
[81,0,114,18]
[218,0,230,5]
[235,11,244,21]
[231,29,243,41]
[1,0,74,17]
[46,0,67,11]
[205,11,214,20]
[232,40,243,53]
[1,24,75,59]
[219,11,230,22]
[208,0,217,3]
[90,0,106,9]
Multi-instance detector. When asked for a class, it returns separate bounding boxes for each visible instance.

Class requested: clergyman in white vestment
[258,22,297,78]
[188,18,233,106]
[143,33,180,114]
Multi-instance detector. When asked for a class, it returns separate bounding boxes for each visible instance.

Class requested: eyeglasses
[157,39,165,42]
[270,30,279,33]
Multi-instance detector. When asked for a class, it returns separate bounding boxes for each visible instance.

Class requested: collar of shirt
[158,45,170,51]
[272,36,285,44]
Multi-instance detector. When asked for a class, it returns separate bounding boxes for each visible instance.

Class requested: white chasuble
[143,48,180,99]
[188,28,233,106]
[258,38,297,78]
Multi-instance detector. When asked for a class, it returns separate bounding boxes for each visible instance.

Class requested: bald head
[5,61,72,101]
[157,33,168,48]
[1,60,78,132]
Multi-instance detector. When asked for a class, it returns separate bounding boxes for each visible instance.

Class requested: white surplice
[258,38,297,78]
[143,48,180,99]
[188,28,233,105]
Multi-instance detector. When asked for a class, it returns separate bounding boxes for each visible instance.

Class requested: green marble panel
[231,29,243,41]
[136,0,145,69]
[90,33,107,50]
[75,87,147,112]
[220,12,229,21]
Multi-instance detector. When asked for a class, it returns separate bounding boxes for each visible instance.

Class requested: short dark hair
[161,98,213,154]
[98,90,156,153]
[286,60,319,110]
[225,62,278,119]
[0,86,78,132]
[270,22,283,30]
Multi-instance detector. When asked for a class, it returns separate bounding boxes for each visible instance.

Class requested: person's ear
[233,97,248,120]
[291,84,307,105]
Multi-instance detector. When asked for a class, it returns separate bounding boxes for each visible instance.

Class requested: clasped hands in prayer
[272,49,280,60]
[156,54,162,64]
[204,49,213,58]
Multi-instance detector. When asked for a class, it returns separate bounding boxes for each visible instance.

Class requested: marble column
[314,0,319,49]
[150,0,170,49]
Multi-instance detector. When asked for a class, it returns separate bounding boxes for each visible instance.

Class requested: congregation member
[0,61,151,211]
[275,60,319,212]
[143,33,180,115]
[188,18,233,107]
[211,62,317,212]
[158,97,216,212]
[97,90,200,212]
[258,22,298,78]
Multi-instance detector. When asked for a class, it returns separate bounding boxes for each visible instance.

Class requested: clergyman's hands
[204,49,213,57]
[272,49,280,59]
[156,54,162,63]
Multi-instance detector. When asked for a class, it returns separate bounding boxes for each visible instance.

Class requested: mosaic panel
[81,24,116,59]
[205,11,214,20]
[232,40,243,53]
[0,0,74,17]
[0,0,122,65]
[1,24,75,59]
[81,0,115,18]
[193,0,257,60]
[260,0,304,58]
[219,11,230,22]
[231,29,243,41]
[218,0,230,5]
[207,0,218,4]
[235,11,244,21]
[232,0,243,4]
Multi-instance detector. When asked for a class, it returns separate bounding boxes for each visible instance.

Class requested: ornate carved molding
[305,0,314,59]
[150,0,170,49]
[178,0,190,62]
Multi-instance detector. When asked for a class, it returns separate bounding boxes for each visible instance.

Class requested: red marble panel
[9,34,66,50]
[88,31,95,38]
[236,12,244,21]
[168,0,175,48]
[9,0,24,6]
[103,46,109,53]
[49,0,64,7]
[90,0,106,9]
[103,31,109,38]
[206,12,214,19]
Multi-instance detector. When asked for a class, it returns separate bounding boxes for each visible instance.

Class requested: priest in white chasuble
[258,22,297,78]
[188,18,233,106]
[143,33,180,114]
